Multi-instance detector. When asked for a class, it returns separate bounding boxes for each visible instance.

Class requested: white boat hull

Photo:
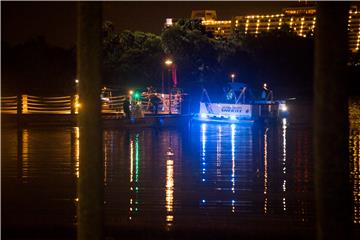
[198,102,253,122]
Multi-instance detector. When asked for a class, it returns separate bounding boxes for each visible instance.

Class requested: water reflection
[231,124,236,212]
[282,118,287,212]
[74,127,79,178]
[21,128,29,181]
[165,150,174,228]
[3,127,75,228]
[264,127,269,214]
[231,124,235,195]
[2,119,360,232]
[350,130,360,224]
[216,126,222,178]
[129,133,140,221]
[197,123,254,214]
[201,123,206,183]
[293,126,312,222]
[73,127,80,204]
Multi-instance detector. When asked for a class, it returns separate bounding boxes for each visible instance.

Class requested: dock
[1,94,191,128]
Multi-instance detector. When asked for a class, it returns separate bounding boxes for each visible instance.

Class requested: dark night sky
[2,1,301,48]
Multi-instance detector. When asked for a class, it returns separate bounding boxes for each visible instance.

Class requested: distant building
[183,6,360,52]
[191,10,218,21]
[190,10,232,38]
[348,5,360,52]
[233,6,316,37]
[165,18,174,27]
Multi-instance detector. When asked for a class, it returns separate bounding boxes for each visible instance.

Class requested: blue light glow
[230,115,237,121]
[201,113,208,119]
[158,118,164,125]
[216,125,222,177]
[201,123,207,183]
[202,199,206,203]
[231,124,235,194]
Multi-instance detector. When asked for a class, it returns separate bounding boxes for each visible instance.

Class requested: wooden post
[314,3,352,240]
[77,2,103,240]
[17,94,23,115]
[71,95,75,115]
[21,95,28,114]
[17,94,23,125]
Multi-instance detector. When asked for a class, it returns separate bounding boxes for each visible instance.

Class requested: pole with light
[129,90,133,103]
[164,58,173,114]
[74,79,80,114]
[230,73,236,82]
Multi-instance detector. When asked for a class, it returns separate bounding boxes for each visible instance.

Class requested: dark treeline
[2,37,76,96]
[102,19,315,101]
[2,19,359,99]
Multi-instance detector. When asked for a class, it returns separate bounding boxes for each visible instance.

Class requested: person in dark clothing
[123,98,131,119]
[150,95,161,115]
[261,83,273,101]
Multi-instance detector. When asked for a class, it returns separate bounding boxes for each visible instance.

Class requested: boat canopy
[227,82,247,91]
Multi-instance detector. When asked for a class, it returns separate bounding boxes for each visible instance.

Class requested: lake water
[2,103,360,239]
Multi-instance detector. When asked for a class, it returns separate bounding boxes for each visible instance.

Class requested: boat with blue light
[193,82,289,124]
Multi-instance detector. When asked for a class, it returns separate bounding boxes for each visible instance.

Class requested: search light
[279,103,288,112]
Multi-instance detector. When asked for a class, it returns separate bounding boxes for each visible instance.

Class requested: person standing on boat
[133,102,144,118]
[123,97,131,119]
[150,94,161,115]
[261,83,273,101]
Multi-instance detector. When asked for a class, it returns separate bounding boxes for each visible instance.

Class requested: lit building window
[190,6,358,51]
[165,18,173,27]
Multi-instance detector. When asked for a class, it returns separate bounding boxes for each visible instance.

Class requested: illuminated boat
[197,102,255,123]
[194,82,289,123]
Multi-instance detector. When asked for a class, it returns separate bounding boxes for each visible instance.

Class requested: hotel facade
[168,6,360,53]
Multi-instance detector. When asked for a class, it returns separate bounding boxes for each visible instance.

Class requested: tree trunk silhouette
[77,3,103,240]
[314,3,352,240]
